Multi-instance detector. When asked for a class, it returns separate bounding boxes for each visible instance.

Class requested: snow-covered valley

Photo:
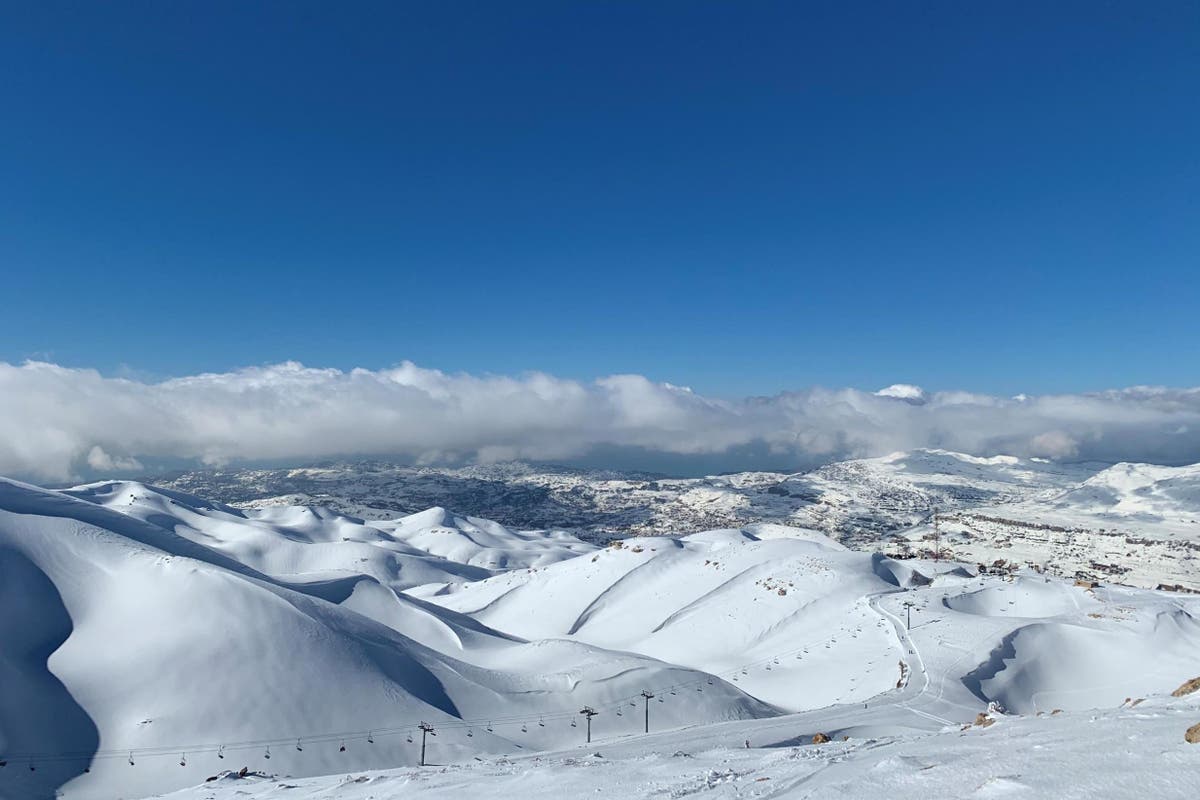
[3,451,1200,799]
[160,450,1200,591]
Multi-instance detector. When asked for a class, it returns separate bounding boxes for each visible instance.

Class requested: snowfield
[154,698,1200,800]
[2,463,1199,800]
[158,449,1200,591]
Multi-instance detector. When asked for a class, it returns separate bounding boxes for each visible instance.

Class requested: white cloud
[1028,430,1079,459]
[85,446,144,472]
[874,384,928,404]
[2,360,1200,480]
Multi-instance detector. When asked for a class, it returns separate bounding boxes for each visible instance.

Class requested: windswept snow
[416,527,908,711]
[0,479,760,800]
[64,481,595,589]
[1,471,1199,800]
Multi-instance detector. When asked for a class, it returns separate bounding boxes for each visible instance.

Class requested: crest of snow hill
[0,449,1199,800]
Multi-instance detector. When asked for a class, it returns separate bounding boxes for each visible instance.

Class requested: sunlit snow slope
[2,475,1198,800]
[155,696,1200,800]
[0,479,763,800]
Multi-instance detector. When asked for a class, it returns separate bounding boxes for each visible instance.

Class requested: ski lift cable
[0,621,898,765]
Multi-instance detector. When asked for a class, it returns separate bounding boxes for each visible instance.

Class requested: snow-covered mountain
[64,480,596,589]
[887,460,1200,590]
[154,450,1103,541]
[2,471,1199,800]
[156,449,1200,590]
[0,479,763,800]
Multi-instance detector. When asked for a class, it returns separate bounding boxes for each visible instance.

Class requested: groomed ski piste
[1,477,1198,799]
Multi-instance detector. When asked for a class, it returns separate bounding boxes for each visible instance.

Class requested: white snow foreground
[155,698,1200,800]
[0,477,1198,800]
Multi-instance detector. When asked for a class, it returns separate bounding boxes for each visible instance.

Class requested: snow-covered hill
[413,527,923,712]
[886,460,1200,590]
[64,481,596,589]
[157,452,1099,544]
[156,450,1200,590]
[0,479,764,800]
[3,470,1200,799]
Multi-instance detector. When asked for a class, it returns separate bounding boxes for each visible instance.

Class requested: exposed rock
[1157,583,1200,594]
[1186,723,1200,744]
[1172,676,1200,697]
[811,732,831,744]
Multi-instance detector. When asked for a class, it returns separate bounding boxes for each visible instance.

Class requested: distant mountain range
[157,449,1200,590]
[3,467,1198,799]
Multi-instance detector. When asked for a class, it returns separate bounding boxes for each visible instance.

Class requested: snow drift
[0,479,765,800]
[1,475,1198,800]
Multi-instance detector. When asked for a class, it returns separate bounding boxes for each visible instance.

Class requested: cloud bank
[3,360,1200,481]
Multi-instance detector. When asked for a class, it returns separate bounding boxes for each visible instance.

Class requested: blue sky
[1,1,1197,398]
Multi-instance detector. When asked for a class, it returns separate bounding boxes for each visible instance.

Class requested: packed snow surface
[155,698,1200,800]
[1,470,1198,800]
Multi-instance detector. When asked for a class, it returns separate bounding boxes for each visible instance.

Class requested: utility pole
[640,690,655,734]
[418,722,435,766]
[903,600,915,630]
[579,706,598,743]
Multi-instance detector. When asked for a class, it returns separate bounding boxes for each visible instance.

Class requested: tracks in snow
[866,589,954,727]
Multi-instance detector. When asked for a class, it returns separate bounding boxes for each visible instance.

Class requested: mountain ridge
[154,449,1200,590]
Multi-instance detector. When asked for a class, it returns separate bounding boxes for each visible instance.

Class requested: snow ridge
[1,469,1199,800]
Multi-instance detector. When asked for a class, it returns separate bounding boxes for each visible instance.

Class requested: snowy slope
[155,450,1200,590]
[3,474,1199,800]
[1047,461,1200,534]
[153,695,1200,800]
[64,481,595,589]
[886,461,1200,590]
[776,450,1100,535]
[415,526,922,711]
[420,530,1200,721]
[0,479,763,800]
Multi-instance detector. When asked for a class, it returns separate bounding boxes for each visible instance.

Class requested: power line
[0,600,914,772]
